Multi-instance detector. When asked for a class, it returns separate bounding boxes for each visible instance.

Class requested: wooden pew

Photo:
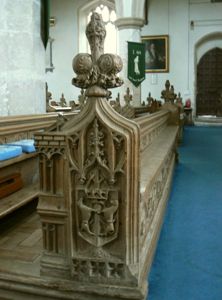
[135,108,179,281]
[0,112,77,219]
[111,88,163,120]
[0,13,179,300]
[0,112,76,144]
[32,88,179,300]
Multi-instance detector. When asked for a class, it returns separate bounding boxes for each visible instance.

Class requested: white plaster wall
[0,0,45,116]
[141,0,189,104]
[46,0,86,103]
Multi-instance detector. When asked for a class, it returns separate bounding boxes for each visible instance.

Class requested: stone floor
[0,201,42,277]
[194,116,222,126]
[0,205,143,300]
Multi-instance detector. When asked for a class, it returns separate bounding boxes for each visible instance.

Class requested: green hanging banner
[41,0,50,49]
[127,42,145,87]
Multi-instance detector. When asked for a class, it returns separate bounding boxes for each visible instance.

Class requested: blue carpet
[147,126,222,300]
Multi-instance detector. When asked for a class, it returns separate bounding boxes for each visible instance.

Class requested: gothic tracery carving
[68,118,125,247]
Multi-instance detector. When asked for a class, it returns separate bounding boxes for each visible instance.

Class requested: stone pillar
[0,0,45,116]
[115,0,145,106]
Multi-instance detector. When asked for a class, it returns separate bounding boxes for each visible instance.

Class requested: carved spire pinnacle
[72,12,123,97]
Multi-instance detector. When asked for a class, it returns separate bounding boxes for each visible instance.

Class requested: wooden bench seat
[0,183,39,219]
[0,112,78,219]
[139,124,178,278]
[140,125,178,191]
[0,153,39,219]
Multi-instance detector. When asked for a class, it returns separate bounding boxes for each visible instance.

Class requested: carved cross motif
[107,262,124,278]
[89,261,105,277]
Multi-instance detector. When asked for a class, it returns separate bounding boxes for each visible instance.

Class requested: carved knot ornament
[72,12,123,96]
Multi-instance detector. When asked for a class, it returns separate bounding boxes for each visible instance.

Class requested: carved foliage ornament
[67,118,125,247]
[72,12,123,91]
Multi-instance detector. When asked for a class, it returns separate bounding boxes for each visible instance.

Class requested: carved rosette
[67,118,125,248]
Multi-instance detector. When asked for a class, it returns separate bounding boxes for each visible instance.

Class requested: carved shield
[76,187,119,247]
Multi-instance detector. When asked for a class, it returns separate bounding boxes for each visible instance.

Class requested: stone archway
[196,47,222,116]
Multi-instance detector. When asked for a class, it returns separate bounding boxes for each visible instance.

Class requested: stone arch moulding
[194,32,222,116]
[78,0,115,53]
[195,31,222,64]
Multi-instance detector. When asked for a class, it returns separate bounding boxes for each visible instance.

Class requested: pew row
[0,12,179,300]
[137,114,178,281]
[0,112,77,144]
[26,99,179,300]
[0,112,77,219]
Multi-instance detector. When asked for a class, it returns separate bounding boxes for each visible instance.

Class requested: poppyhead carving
[72,12,123,94]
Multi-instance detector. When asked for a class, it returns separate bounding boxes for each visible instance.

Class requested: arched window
[79,0,117,54]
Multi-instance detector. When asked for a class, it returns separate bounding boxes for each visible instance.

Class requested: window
[87,5,117,54]
[79,1,117,55]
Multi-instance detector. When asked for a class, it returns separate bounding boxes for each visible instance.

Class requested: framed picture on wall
[141,35,169,73]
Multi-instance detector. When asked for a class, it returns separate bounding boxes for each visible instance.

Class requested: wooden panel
[0,173,23,199]
[0,184,39,219]
[0,112,77,144]
[0,153,38,169]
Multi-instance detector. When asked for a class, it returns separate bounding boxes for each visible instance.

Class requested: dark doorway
[196,47,222,116]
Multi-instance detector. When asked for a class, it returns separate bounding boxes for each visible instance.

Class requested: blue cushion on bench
[0,145,23,161]
[7,139,36,153]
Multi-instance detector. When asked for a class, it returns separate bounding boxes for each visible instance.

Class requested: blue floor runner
[147,126,222,300]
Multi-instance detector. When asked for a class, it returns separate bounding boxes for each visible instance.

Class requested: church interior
[0,0,222,299]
